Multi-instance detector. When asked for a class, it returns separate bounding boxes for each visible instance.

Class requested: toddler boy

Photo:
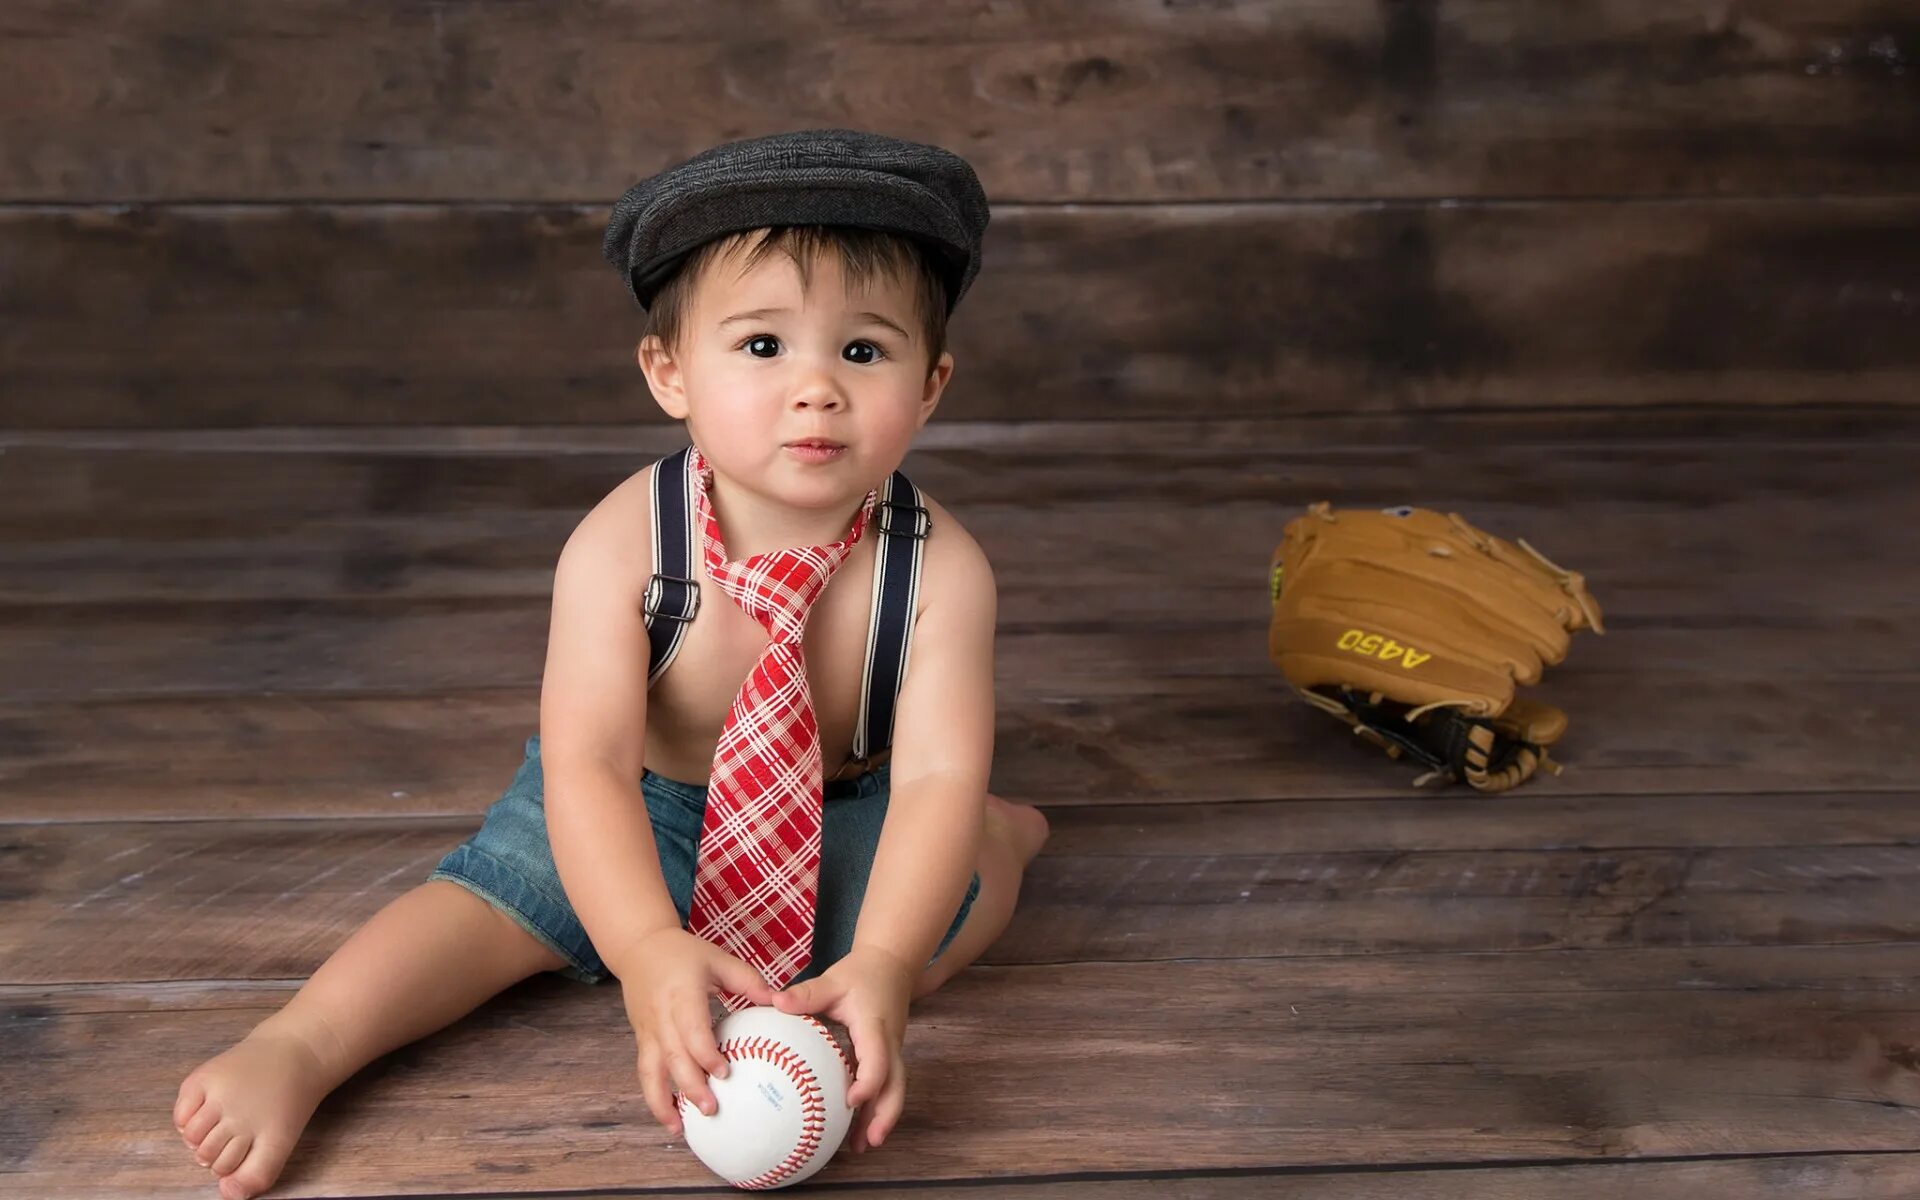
[172,129,1050,1200]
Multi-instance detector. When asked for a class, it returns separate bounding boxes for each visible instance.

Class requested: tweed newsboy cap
[602,128,990,313]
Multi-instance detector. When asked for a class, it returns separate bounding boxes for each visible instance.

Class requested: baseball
[679,1006,854,1190]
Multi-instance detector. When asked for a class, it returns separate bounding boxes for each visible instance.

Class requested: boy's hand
[615,927,775,1136]
[770,945,917,1153]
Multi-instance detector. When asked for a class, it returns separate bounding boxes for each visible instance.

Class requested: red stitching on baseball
[799,1014,853,1079]
[681,1029,832,1190]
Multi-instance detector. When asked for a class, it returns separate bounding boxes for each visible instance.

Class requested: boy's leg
[174,879,569,1200]
[912,793,1049,999]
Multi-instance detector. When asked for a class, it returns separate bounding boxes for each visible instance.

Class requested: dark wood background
[4,1,1918,428]
[4,3,1920,1198]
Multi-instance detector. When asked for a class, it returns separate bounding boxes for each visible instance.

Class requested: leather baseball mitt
[1268,502,1605,792]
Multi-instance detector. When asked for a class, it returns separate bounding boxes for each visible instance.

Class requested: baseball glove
[1268,502,1605,793]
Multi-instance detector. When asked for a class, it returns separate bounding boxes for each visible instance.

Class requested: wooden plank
[996,841,1920,965]
[7,801,1920,983]
[992,673,1920,804]
[5,947,1918,1196]
[1045,791,1920,857]
[5,198,1918,427]
[1,670,1914,821]
[10,405,1918,456]
[6,520,1915,627]
[3,2,1915,202]
[8,424,1918,541]
[348,1154,1920,1199]
[0,592,1909,699]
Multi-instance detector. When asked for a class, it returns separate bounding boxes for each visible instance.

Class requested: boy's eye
[746,335,779,358]
[844,341,884,365]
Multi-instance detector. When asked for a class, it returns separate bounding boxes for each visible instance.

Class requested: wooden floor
[4,410,1919,1198]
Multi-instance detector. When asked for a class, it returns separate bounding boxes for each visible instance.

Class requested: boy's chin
[712,449,890,504]
[749,462,866,499]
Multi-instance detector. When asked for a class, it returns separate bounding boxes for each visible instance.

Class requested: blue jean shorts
[427,734,981,986]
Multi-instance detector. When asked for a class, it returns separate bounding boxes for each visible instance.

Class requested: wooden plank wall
[2,1,1917,428]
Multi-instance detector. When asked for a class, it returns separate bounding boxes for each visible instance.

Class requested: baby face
[658,239,952,509]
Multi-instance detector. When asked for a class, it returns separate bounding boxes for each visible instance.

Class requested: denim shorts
[428,734,981,986]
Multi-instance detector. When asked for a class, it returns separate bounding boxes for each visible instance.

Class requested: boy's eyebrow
[852,311,912,340]
[716,307,912,339]
[716,307,788,327]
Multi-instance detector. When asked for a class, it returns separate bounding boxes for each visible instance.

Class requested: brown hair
[643,225,950,373]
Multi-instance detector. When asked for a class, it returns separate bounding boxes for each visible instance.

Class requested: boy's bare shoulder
[561,461,657,588]
[539,462,658,776]
[913,490,996,614]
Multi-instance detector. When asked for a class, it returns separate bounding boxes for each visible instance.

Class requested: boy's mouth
[784,438,847,462]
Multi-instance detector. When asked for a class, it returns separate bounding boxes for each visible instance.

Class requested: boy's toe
[172,1076,205,1129]
[182,1102,223,1146]
[194,1121,233,1167]
[210,1133,252,1176]
[220,1142,285,1200]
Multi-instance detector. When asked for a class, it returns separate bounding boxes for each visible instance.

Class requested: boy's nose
[788,376,848,411]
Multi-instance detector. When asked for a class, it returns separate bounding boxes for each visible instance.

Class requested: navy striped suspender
[641,447,699,685]
[854,471,931,766]
[640,448,930,762]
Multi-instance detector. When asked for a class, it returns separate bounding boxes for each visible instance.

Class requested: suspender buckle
[875,500,932,540]
[643,573,701,623]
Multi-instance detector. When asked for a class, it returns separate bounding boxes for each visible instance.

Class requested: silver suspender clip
[874,500,932,540]
[643,574,701,623]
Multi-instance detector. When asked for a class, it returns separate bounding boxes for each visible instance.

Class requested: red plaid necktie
[685,446,878,1008]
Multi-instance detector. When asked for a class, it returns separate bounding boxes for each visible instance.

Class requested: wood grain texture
[7,799,1920,984]
[9,421,1919,541]
[2,426,1914,817]
[6,948,1919,1196]
[2,671,1913,821]
[288,1156,1920,1199]
[5,198,1918,427]
[3,1,1915,202]
[5,0,1917,1191]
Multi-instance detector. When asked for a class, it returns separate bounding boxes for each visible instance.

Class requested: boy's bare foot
[173,1018,340,1200]
[912,793,1051,998]
[985,792,1050,866]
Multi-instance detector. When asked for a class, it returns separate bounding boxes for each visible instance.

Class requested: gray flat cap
[602,128,990,313]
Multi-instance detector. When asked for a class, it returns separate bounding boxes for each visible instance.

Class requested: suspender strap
[642,446,699,684]
[854,471,931,764]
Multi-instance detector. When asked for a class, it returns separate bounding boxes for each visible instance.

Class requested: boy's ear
[917,351,955,429]
[636,334,690,420]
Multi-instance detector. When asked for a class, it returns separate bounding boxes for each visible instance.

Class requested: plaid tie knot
[706,555,830,647]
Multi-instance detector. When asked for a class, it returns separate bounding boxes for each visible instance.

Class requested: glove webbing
[1300,686,1560,793]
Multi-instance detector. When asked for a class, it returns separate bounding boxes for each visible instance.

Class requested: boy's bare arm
[539,483,772,1131]
[537,487,681,973]
[772,510,997,1153]
[854,519,997,970]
